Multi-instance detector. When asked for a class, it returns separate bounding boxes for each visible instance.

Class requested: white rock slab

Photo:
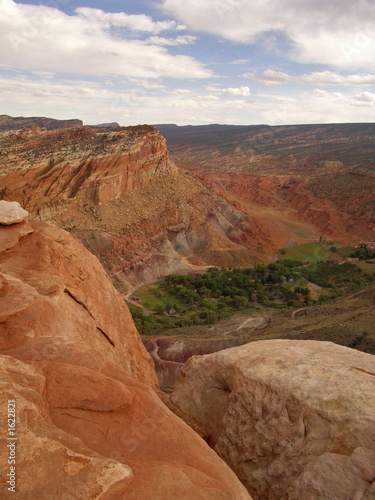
[169,340,375,499]
[0,200,29,225]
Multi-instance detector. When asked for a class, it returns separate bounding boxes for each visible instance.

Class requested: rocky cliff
[0,125,175,213]
[0,125,272,289]
[168,340,375,499]
[0,203,250,499]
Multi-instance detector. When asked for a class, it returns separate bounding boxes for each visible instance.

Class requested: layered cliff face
[0,125,176,214]
[0,206,251,499]
[168,340,375,499]
[0,125,275,289]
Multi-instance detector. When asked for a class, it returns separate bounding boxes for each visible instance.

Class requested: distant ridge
[92,122,120,128]
[156,122,375,151]
[155,121,375,247]
[0,114,83,131]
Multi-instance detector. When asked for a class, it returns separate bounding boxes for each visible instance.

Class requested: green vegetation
[304,261,373,297]
[351,244,375,260]
[356,261,375,275]
[128,253,374,334]
[278,243,330,266]
[336,246,356,259]
[131,262,308,334]
[134,285,186,313]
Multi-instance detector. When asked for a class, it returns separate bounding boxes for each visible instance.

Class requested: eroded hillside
[0,124,280,290]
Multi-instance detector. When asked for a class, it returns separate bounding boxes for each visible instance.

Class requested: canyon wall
[0,125,271,289]
[0,126,176,218]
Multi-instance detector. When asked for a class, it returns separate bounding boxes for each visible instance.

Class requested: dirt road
[124,279,162,316]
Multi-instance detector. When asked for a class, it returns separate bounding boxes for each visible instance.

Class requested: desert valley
[1,116,374,360]
[2,0,375,497]
[0,113,375,499]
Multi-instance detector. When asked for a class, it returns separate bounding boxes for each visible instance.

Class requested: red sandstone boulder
[0,214,250,499]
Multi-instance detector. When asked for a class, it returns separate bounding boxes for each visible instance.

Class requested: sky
[1,0,375,126]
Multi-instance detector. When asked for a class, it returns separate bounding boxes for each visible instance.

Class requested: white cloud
[0,75,113,119]
[253,88,375,125]
[75,7,185,33]
[230,59,249,65]
[1,74,374,126]
[147,35,196,46]
[203,85,250,96]
[242,70,292,86]
[162,0,375,70]
[127,80,166,91]
[311,89,345,100]
[0,0,210,79]
[353,91,375,104]
[221,86,250,96]
[242,69,375,86]
[204,84,223,91]
[171,88,196,95]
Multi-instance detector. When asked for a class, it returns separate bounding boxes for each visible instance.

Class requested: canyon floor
[142,286,375,388]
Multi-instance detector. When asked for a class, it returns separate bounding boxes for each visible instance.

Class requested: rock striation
[0,209,251,499]
[0,126,176,213]
[168,340,375,499]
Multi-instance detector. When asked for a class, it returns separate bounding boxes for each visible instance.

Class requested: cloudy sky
[1,0,375,125]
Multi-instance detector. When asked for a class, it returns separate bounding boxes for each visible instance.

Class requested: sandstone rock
[168,340,375,499]
[0,201,29,225]
[0,219,157,385]
[0,356,134,500]
[0,127,177,211]
[0,219,251,499]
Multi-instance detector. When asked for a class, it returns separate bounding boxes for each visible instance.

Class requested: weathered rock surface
[0,219,157,384]
[0,126,176,209]
[0,218,251,499]
[0,201,28,225]
[168,340,375,499]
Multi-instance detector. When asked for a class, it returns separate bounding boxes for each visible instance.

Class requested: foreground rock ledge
[168,340,375,500]
[0,218,250,499]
